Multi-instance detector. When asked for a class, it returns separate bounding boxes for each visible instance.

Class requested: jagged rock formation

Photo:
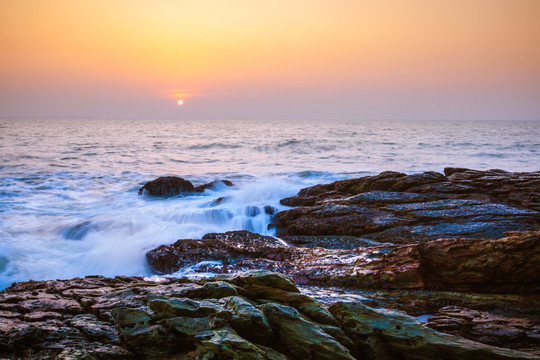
[147,230,540,294]
[274,168,540,242]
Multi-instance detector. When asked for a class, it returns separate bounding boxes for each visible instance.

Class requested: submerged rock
[147,230,540,294]
[1,271,537,359]
[274,169,540,242]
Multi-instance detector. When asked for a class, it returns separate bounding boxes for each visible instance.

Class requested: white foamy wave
[0,175,303,289]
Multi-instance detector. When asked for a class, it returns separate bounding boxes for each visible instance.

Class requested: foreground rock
[138,176,233,197]
[302,287,540,353]
[1,271,537,359]
[147,230,540,294]
[274,168,540,242]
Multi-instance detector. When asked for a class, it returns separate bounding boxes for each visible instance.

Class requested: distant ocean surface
[1,119,539,290]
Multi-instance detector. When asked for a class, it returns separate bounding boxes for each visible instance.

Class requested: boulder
[138,176,195,196]
[138,176,233,197]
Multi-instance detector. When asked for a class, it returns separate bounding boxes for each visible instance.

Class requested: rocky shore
[1,271,538,359]
[1,168,539,359]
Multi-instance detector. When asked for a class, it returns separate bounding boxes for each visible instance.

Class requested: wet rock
[23,311,64,322]
[147,231,293,274]
[148,297,221,318]
[147,230,540,294]
[138,176,195,196]
[32,343,132,359]
[201,230,284,245]
[274,169,540,242]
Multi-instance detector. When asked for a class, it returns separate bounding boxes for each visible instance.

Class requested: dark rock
[138,176,195,196]
[120,323,182,357]
[210,196,228,206]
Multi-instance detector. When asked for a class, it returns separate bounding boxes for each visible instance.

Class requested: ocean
[1,119,539,290]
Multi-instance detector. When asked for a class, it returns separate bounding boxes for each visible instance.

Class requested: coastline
[1,167,539,358]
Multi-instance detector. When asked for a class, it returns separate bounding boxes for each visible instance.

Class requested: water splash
[0,175,303,289]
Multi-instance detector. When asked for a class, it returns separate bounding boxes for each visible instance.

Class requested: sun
[177,99,184,106]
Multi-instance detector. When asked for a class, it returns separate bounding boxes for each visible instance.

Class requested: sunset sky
[1,0,539,120]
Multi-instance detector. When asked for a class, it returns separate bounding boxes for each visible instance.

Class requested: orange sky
[1,0,539,120]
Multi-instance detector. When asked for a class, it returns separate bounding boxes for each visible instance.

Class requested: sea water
[1,119,539,289]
